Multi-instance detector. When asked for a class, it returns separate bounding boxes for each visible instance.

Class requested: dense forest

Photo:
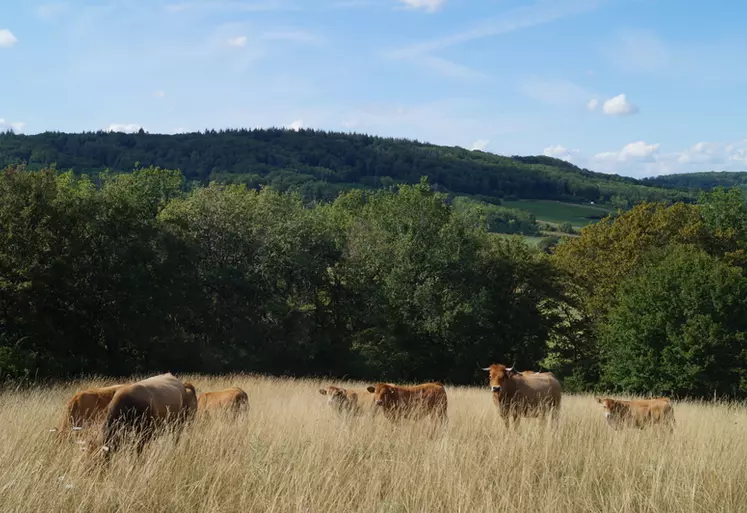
[0,129,694,207]
[642,171,747,191]
[3,164,747,399]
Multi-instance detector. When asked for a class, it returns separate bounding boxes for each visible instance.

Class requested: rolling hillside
[642,171,747,191]
[0,129,693,206]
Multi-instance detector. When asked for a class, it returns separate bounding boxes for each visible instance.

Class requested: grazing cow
[595,397,675,431]
[100,373,198,458]
[481,363,562,428]
[365,382,448,422]
[51,383,125,436]
[319,386,374,417]
[198,387,249,415]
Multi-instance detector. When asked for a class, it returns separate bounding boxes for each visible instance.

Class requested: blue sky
[2,0,747,178]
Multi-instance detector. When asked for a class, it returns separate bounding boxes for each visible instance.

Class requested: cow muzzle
[491,386,501,393]
[375,400,383,406]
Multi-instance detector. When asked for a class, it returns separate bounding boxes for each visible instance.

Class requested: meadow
[503,199,616,227]
[2,374,747,513]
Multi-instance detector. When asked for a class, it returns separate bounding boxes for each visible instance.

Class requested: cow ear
[366,386,375,393]
[595,397,603,404]
[319,389,327,395]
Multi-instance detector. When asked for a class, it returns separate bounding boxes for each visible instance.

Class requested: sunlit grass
[1,374,746,512]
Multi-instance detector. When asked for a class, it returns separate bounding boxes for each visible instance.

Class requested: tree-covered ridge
[642,171,747,191]
[0,128,694,206]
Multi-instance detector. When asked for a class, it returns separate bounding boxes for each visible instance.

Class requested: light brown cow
[319,386,374,417]
[482,363,562,428]
[51,383,125,436]
[100,373,198,458]
[365,382,448,423]
[595,397,675,431]
[198,387,249,415]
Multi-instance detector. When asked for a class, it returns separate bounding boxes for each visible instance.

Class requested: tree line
[0,129,694,208]
[3,165,747,399]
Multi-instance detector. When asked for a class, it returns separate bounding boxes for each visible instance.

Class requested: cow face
[319,386,348,409]
[481,364,519,393]
[366,384,397,409]
[595,397,625,428]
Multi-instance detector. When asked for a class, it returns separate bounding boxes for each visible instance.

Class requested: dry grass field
[2,374,747,513]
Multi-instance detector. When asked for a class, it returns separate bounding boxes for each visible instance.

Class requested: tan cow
[100,373,198,458]
[51,383,125,436]
[319,386,374,417]
[482,363,562,428]
[198,387,249,416]
[365,382,448,423]
[595,397,675,431]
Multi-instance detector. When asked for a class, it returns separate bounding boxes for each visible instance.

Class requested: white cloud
[0,29,18,48]
[593,141,659,162]
[543,144,580,162]
[154,90,166,98]
[0,119,25,132]
[471,139,489,151]
[396,0,446,13]
[601,93,638,116]
[228,36,248,47]
[36,3,69,21]
[105,123,143,133]
[287,119,304,131]
[586,98,599,111]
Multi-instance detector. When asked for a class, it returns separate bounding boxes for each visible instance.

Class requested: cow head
[366,383,397,409]
[319,386,349,409]
[595,397,626,428]
[481,363,519,393]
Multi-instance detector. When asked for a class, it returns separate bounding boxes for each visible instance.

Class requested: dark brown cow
[365,382,447,422]
[100,373,198,458]
[482,363,562,428]
[595,397,675,431]
[51,383,125,436]
[198,387,249,415]
[319,386,374,417]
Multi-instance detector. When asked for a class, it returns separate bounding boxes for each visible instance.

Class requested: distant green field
[503,200,615,227]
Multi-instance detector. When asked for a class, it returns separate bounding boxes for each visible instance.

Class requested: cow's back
[62,384,125,431]
[398,382,448,418]
[509,373,562,413]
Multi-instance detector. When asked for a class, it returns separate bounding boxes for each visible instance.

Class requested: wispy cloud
[395,0,446,13]
[36,2,69,21]
[228,36,248,47]
[260,30,322,45]
[0,29,17,48]
[386,0,603,60]
[164,0,300,14]
[518,78,592,107]
[470,139,489,151]
[419,56,487,81]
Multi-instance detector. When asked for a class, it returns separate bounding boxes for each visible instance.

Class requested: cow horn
[480,367,491,371]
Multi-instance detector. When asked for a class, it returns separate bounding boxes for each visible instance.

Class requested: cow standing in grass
[595,397,675,431]
[366,382,448,424]
[100,373,198,458]
[482,364,562,428]
[51,383,125,437]
[319,386,375,417]
[198,387,249,416]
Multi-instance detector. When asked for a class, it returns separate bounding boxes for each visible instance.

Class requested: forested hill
[0,128,693,206]
[642,171,747,191]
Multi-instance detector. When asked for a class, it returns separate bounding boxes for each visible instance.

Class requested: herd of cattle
[50,363,676,462]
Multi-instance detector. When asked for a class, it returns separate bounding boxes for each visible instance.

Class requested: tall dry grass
[1,374,747,512]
